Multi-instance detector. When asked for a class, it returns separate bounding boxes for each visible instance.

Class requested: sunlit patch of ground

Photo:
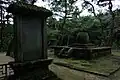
[112,50,120,56]
[0,52,14,64]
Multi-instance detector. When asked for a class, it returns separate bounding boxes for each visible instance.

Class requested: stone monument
[51,31,111,60]
[7,2,55,80]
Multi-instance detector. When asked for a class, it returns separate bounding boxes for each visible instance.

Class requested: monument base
[51,45,111,60]
[7,59,59,80]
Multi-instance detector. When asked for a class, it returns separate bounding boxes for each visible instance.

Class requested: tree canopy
[0,0,120,51]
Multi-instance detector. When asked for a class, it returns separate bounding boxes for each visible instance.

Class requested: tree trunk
[107,0,115,47]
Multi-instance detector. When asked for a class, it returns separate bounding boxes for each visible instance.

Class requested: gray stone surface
[49,62,120,80]
[21,16,42,61]
[7,3,52,80]
[7,2,52,62]
[14,15,46,62]
[49,64,109,80]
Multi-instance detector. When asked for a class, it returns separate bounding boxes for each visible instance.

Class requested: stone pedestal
[8,59,53,80]
[51,46,111,60]
[68,43,95,48]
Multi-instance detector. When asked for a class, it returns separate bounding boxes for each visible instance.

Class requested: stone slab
[52,55,120,77]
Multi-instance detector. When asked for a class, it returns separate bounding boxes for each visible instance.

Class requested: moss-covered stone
[7,2,53,17]
[52,55,120,77]
[76,32,90,44]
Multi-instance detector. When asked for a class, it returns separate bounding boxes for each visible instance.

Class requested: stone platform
[52,55,120,76]
[8,59,53,80]
[48,50,120,80]
[50,46,111,60]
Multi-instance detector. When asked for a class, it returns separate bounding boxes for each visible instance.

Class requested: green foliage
[47,15,103,46]
[0,24,13,51]
[47,8,120,47]
[0,0,120,51]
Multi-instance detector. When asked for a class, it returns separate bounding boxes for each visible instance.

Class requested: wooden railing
[0,64,14,80]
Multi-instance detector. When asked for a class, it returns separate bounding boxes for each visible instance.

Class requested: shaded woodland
[0,0,120,51]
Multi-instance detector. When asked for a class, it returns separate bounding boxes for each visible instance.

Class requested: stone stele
[7,2,53,62]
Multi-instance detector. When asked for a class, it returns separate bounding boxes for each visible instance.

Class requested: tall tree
[48,0,81,31]
[0,0,10,51]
